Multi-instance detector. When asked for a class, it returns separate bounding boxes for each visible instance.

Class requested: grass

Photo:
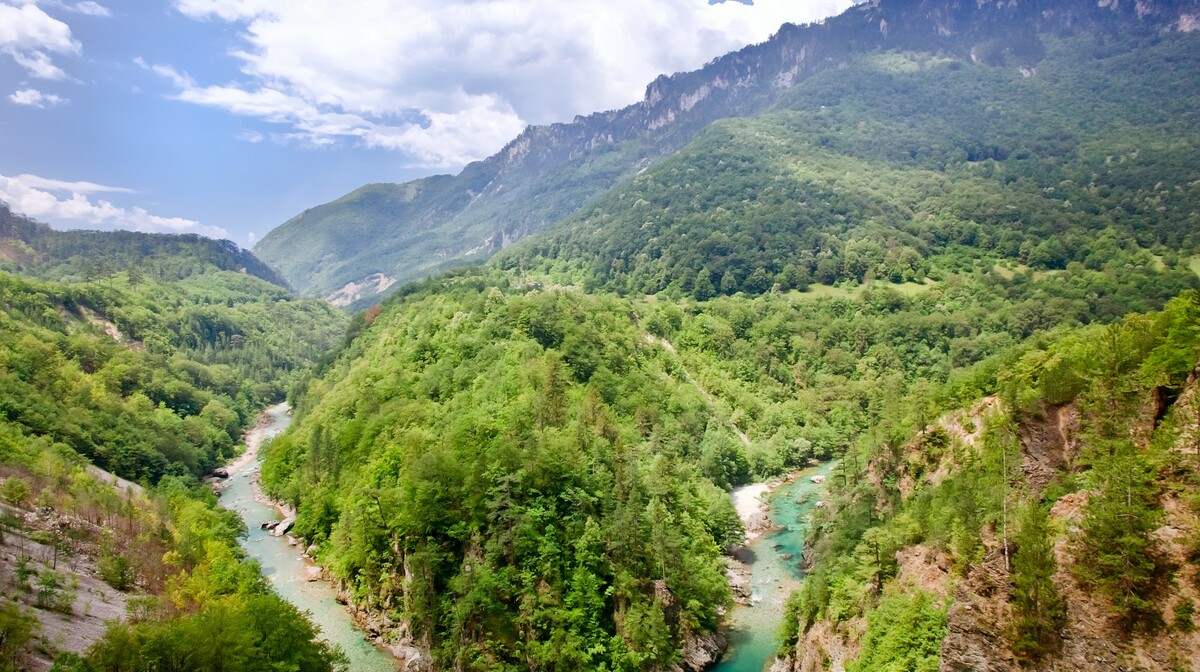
[784,279,938,301]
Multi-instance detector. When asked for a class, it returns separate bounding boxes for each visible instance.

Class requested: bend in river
[222,403,399,672]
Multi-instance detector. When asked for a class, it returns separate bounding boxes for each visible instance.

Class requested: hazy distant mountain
[0,202,290,288]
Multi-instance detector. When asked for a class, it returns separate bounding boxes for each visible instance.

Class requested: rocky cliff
[774,358,1200,672]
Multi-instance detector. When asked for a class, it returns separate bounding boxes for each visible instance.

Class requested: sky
[0,0,854,246]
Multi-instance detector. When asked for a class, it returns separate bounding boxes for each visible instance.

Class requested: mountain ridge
[0,202,291,289]
[256,0,1200,302]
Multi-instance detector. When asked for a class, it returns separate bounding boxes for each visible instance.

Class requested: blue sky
[0,0,852,246]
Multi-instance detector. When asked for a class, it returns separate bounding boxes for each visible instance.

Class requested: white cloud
[67,1,111,17]
[9,87,66,107]
[161,0,854,167]
[0,2,80,80]
[0,173,229,238]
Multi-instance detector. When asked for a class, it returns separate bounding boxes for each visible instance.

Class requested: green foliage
[1174,600,1195,633]
[0,601,37,672]
[845,590,947,672]
[79,594,346,672]
[1074,443,1163,629]
[1008,502,1065,659]
[501,32,1200,302]
[98,535,135,592]
[263,280,739,670]
[0,268,342,483]
[35,570,74,613]
[0,203,289,288]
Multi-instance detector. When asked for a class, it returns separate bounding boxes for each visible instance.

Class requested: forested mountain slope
[776,292,1200,672]
[256,0,1200,303]
[0,204,289,289]
[0,266,343,483]
[259,224,1196,670]
[500,27,1200,296]
[0,221,347,669]
[249,5,1200,670]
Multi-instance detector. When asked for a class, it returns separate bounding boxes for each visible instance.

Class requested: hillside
[255,222,1195,670]
[238,2,1200,669]
[500,27,1200,297]
[0,203,290,289]
[776,292,1200,672]
[256,0,1200,303]
[0,228,347,668]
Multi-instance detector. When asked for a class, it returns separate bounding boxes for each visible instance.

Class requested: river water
[222,403,399,672]
[711,461,836,672]
[224,404,828,672]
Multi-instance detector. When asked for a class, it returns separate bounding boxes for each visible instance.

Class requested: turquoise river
[221,404,399,671]
[711,461,836,672]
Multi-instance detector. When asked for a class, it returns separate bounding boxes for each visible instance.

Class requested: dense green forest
[261,227,1197,669]
[0,234,346,669]
[263,274,742,670]
[499,31,1200,298]
[5,5,1200,672]
[0,269,343,482]
[251,21,1200,672]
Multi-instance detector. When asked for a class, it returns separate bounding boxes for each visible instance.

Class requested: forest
[0,244,346,670]
[256,23,1200,672]
[4,7,1200,672]
[498,31,1200,299]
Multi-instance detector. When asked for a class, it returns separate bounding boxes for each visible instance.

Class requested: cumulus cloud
[9,87,66,107]
[0,1,80,80]
[160,0,854,167]
[0,173,229,239]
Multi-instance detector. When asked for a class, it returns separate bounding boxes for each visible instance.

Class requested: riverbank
[218,403,400,672]
[712,462,835,672]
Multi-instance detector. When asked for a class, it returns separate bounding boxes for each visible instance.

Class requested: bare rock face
[726,561,752,605]
[672,628,729,671]
[939,586,1011,672]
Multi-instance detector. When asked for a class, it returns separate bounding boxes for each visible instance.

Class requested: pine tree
[1009,501,1065,659]
[1075,443,1162,629]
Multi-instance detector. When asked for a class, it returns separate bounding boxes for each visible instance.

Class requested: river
[712,461,836,672]
[223,404,828,672]
[222,403,399,672]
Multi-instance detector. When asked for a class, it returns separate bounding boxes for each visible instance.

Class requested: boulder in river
[271,517,295,536]
[810,474,825,484]
[261,520,279,531]
[212,467,229,479]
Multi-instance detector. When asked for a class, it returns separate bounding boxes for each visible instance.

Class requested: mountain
[776,292,1200,671]
[498,18,1200,297]
[255,0,1200,303]
[0,202,290,289]
[0,217,346,668]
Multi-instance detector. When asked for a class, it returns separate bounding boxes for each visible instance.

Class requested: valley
[2,0,1200,671]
